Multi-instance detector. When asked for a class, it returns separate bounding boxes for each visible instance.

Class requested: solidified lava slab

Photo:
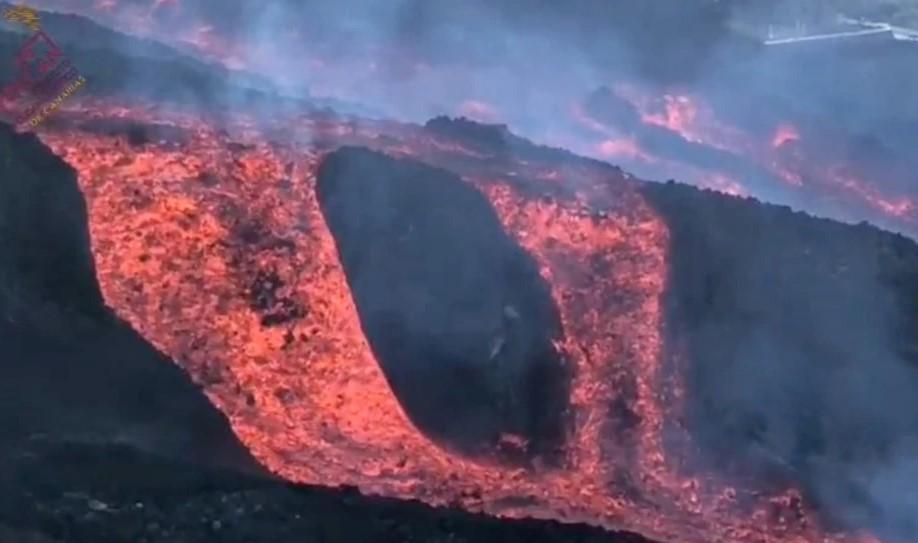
[1,441,658,543]
[0,121,263,476]
[316,146,571,463]
[641,180,918,541]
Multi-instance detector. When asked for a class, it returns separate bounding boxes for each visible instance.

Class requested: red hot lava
[23,95,884,543]
[575,85,918,239]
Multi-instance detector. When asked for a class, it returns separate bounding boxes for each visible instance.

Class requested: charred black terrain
[316,147,571,463]
[0,122,263,472]
[0,440,656,543]
[643,181,918,541]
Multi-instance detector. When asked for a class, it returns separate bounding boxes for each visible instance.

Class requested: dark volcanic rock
[316,146,571,464]
[0,119,103,322]
[0,122,263,474]
[0,441,652,543]
[642,181,918,542]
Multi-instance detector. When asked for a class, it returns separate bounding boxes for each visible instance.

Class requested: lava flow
[24,96,883,543]
[575,84,918,239]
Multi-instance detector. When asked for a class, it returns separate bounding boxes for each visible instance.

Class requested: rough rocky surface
[0,440,654,543]
[0,122,263,474]
[642,181,918,541]
[316,147,570,464]
[0,123,654,543]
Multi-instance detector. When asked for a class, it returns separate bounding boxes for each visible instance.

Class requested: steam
[210,0,917,238]
[16,1,918,232]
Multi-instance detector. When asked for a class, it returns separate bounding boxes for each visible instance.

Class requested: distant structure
[762,16,918,46]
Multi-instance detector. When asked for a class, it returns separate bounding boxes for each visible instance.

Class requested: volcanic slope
[0,122,658,543]
[3,10,918,543]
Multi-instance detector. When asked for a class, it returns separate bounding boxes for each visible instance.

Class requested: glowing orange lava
[19,96,884,543]
[640,94,701,142]
[578,86,918,238]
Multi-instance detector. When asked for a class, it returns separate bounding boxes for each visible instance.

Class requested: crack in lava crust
[33,99,879,543]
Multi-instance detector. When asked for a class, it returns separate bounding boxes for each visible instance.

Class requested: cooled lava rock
[0,122,263,473]
[316,147,571,463]
[0,440,655,543]
[643,181,918,541]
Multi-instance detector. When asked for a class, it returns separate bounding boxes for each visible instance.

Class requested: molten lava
[577,85,918,239]
[25,96,884,543]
